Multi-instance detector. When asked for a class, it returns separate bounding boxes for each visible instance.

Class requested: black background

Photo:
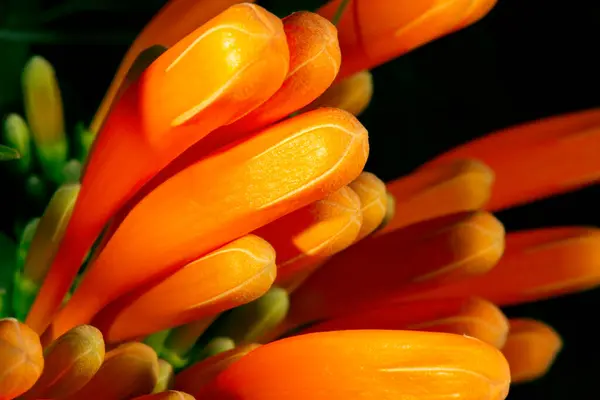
[14,0,600,397]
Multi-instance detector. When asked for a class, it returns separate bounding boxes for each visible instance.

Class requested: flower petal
[300,297,509,348]
[47,108,367,340]
[14,184,79,320]
[208,287,289,346]
[426,108,600,210]
[348,172,387,240]
[254,186,362,288]
[63,342,159,400]
[91,0,257,132]
[90,235,276,343]
[21,325,104,399]
[27,3,289,335]
[212,11,341,142]
[0,318,43,399]
[381,159,494,234]
[144,11,341,190]
[174,344,260,396]
[133,391,196,400]
[286,211,504,330]
[303,71,373,116]
[153,359,175,393]
[318,0,495,80]
[400,227,600,305]
[196,330,510,400]
[502,319,562,384]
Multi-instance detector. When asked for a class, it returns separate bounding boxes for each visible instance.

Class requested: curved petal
[426,108,600,210]
[254,186,362,287]
[381,159,494,234]
[318,0,495,80]
[174,344,260,396]
[0,319,43,399]
[286,211,504,329]
[196,330,510,400]
[28,3,289,335]
[401,227,600,305]
[301,297,509,348]
[91,0,256,132]
[91,235,276,343]
[47,108,368,340]
[63,342,159,400]
[21,325,104,399]
[502,319,562,383]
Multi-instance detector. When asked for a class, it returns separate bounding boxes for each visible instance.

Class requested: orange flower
[91,0,256,133]
[502,319,563,384]
[47,107,368,341]
[285,211,504,330]
[3,1,599,399]
[27,3,289,334]
[299,297,509,349]
[193,330,510,400]
[318,0,497,80]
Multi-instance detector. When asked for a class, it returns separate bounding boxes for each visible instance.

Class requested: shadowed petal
[318,0,496,80]
[502,319,562,384]
[400,227,600,305]
[286,211,504,330]
[133,391,196,400]
[381,159,494,234]
[301,297,509,348]
[425,108,600,210]
[174,344,260,397]
[63,342,159,400]
[254,186,362,288]
[21,325,104,399]
[303,71,373,116]
[348,172,387,240]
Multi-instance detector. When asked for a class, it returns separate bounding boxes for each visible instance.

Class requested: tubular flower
[0,1,598,399]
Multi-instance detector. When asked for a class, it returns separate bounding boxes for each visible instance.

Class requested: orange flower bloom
[27,3,289,334]
[502,319,563,384]
[2,0,598,399]
[194,330,510,400]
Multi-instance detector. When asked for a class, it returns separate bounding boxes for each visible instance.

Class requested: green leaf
[0,144,20,161]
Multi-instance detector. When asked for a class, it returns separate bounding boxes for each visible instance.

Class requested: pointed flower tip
[306,70,373,116]
[503,319,562,384]
[209,287,289,345]
[382,159,494,233]
[152,359,175,393]
[0,318,44,399]
[22,183,80,284]
[3,114,31,172]
[349,171,387,240]
[64,341,159,399]
[22,325,105,400]
[22,55,65,145]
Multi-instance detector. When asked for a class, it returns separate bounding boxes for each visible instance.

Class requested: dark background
[2,0,599,397]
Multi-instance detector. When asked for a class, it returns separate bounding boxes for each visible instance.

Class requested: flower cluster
[0,0,598,399]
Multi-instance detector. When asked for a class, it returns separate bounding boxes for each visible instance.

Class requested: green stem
[331,0,352,25]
